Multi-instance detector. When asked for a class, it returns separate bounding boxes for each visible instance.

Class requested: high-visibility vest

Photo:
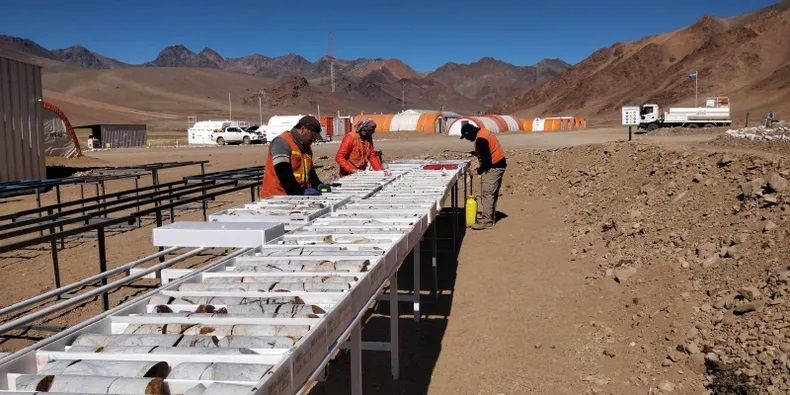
[475,128,506,163]
[346,132,372,169]
[261,131,314,197]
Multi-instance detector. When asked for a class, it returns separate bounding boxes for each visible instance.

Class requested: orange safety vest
[347,132,373,169]
[475,128,506,164]
[260,132,314,197]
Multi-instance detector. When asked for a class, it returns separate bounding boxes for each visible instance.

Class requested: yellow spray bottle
[465,175,479,227]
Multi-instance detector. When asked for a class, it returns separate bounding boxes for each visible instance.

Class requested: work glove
[303,188,321,196]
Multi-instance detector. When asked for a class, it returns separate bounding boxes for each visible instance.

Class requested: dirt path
[429,197,592,393]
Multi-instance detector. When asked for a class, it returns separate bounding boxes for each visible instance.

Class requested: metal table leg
[351,321,363,395]
[413,240,421,322]
[389,272,399,380]
[431,222,438,303]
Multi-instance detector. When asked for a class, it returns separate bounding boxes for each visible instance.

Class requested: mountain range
[0,34,571,129]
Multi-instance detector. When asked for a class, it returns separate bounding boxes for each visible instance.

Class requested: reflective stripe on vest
[291,150,309,185]
[475,128,506,163]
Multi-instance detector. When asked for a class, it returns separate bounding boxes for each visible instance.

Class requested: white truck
[637,97,732,131]
[211,125,263,145]
[187,120,263,145]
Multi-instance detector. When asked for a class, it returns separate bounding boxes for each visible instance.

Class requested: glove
[303,188,321,196]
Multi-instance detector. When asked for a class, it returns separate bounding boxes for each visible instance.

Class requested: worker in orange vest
[260,115,325,198]
[460,123,507,230]
[335,118,383,176]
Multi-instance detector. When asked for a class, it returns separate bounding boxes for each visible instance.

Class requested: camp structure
[353,110,459,133]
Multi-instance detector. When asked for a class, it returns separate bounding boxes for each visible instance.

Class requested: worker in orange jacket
[335,119,383,176]
[460,123,507,230]
[260,115,325,198]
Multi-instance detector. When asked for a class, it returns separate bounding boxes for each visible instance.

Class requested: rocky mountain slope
[498,1,790,125]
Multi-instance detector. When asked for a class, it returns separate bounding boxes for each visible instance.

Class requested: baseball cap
[460,123,479,139]
[297,116,323,140]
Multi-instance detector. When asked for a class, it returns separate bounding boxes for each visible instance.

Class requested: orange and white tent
[447,114,523,136]
[353,110,458,133]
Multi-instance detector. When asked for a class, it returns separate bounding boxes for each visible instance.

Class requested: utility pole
[401,80,405,112]
[330,62,336,94]
[328,32,339,120]
[228,92,232,121]
[258,96,263,125]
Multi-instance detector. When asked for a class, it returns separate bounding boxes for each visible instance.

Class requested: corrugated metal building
[77,124,147,148]
[0,55,46,183]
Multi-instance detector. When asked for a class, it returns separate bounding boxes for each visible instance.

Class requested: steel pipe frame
[0,168,260,237]
[0,246,181,318]
[0,173,145,199]
[0,178,242,235]
[0,181,259,296]
[0,180,259,252]
[0,161,208,205]
[0,162,252,225]
[0,247,207,334]
[0,247,253,390]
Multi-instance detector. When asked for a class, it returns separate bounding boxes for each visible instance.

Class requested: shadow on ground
[308,207,466,394]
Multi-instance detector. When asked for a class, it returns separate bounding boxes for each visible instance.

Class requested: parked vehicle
[637,97,732,131]
[212,126,264,145]
[187,120,260,145]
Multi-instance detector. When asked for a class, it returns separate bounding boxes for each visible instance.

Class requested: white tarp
[532,118,545,132]
[447,117,481,136]
[500,115,521,131]
[42,108,79,158]
[390,112,421,132]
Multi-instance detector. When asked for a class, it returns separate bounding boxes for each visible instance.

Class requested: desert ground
[1,127,788,394]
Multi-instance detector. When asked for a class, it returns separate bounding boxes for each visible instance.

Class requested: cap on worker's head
[356,118,377,133]
[460,123,480,139]
[297,116,323,140]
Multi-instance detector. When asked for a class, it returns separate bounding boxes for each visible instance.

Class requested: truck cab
[640,104,660,127]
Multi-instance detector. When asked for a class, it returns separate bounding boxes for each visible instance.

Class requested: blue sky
[0,0,778,71]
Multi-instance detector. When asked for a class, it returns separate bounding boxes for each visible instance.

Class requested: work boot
[471,222,493,230]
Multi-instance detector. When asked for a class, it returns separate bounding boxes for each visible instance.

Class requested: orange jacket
[335,131,382,176]
[261,132,314,197]
[475,128,506,164]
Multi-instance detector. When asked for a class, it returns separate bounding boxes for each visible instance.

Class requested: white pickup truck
[212,126,264,145]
